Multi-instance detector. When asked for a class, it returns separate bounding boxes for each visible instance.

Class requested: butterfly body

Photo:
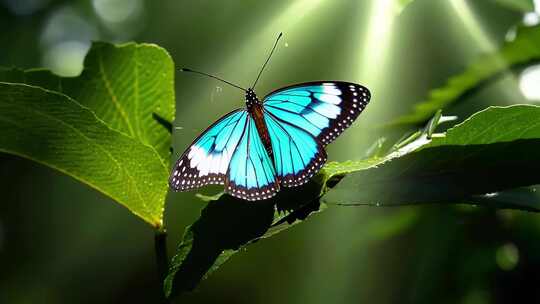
[170,81,371,201]
[245,88,274,162]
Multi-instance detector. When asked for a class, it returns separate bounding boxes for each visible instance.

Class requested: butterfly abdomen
[249,104,274,160]
[245,89,274,161]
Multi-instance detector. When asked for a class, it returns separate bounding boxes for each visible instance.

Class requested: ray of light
[449,0,494,50]
[219,0,325,84]
[340,0,400,154]
[179,0,326,122]
[449,0,521,104]
[358,0,398,85]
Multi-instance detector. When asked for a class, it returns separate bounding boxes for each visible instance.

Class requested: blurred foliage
[388,23,540,126]
[493,0,535,12]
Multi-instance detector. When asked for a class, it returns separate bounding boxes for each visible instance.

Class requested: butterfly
[169,34,371,201]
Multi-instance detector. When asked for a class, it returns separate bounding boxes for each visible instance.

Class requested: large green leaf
[163,179,331,298]
[0,42,175,160]
[165,105,540,297]
[0,83,168,227]
[388,24,540,126]
[324,105,540,210]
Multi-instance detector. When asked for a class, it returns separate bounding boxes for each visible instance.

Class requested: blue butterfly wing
[263,81,370,146]
[264,110,327,187]
[225,115,280,200]
[170,109,248,191]
[171,82,370,197]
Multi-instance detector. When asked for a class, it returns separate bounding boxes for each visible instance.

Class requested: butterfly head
[245,88,260,108]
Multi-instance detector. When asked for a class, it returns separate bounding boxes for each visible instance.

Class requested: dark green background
[1,0,539,303]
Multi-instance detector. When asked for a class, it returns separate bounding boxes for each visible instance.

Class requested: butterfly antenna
[252,32,283,89]
[180,68,247,92]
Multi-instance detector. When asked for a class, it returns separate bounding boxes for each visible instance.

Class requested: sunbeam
[449,0,521,104]
[359,0,398,85]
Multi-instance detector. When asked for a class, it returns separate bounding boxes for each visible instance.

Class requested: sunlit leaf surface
[0,83,168,227]
[0,42,175,160]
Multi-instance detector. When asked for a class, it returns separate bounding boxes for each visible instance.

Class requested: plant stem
[155,228,169,304]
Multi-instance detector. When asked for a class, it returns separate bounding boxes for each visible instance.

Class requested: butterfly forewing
[263,81,371,146]
[169,109,248,191]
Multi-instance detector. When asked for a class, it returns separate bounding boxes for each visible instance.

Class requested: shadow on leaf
[164,179,326,298]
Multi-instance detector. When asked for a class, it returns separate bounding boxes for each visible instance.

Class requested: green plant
[2,4,540,302]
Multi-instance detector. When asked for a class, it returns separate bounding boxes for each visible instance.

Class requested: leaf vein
[97,48,136,136]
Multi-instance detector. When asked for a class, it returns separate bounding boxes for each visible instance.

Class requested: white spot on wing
[320,85,341,96]
[316,93,341,104]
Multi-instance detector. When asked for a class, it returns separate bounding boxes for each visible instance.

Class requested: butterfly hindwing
[263,81,370,146]
[169,109,248,191]
[225,115,280,200]
[264,110,327,187]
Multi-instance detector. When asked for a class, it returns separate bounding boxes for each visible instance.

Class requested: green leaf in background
[0,83,168,227]
[388,24,540,126]
[0,42,175,161]
[324,105,540,211]
[492,0,535,12]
